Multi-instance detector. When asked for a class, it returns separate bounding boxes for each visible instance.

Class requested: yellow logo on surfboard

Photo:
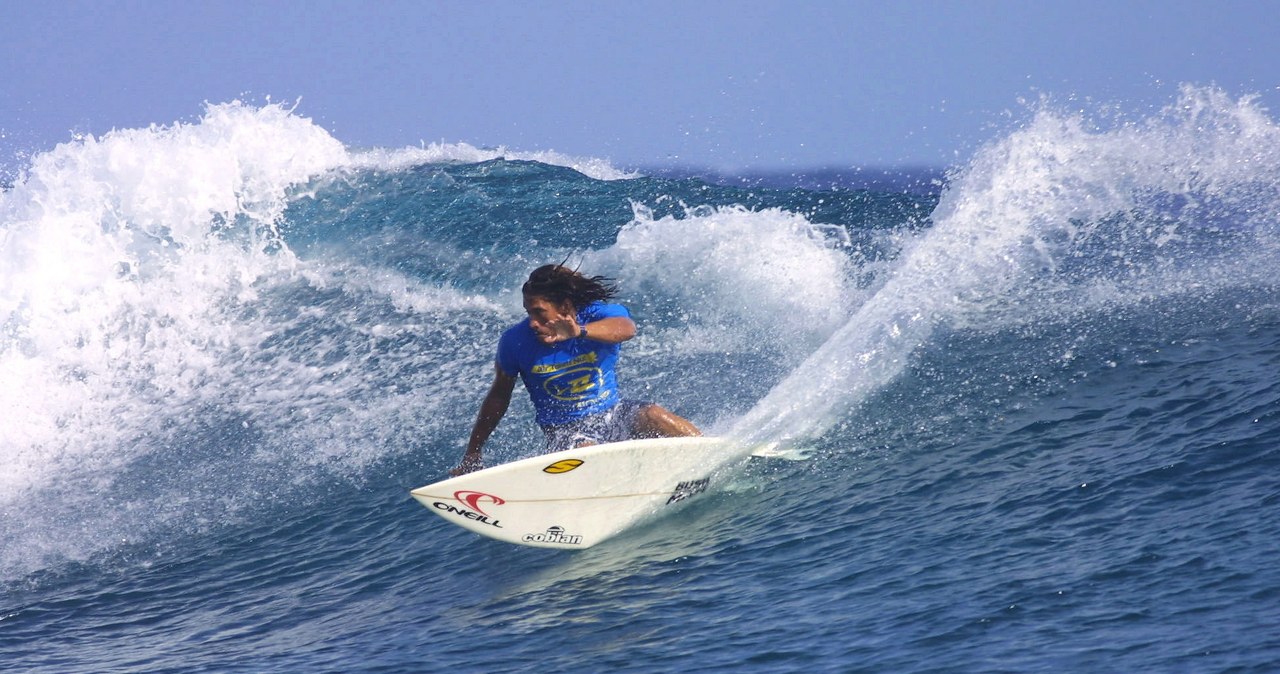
[543,459,584,474]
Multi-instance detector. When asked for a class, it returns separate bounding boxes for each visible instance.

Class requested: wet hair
[522,264,619,309]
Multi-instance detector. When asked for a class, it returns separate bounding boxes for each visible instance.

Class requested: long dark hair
[521,264,619,308]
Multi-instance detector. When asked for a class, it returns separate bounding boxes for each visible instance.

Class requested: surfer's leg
[542,414,610,452]
[543,424,592,452]
[633,404,701,439]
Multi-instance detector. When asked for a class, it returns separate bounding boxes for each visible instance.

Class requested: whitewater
[2,86,1279,672]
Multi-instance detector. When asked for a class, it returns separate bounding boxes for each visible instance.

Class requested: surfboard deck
[410,436,753,549]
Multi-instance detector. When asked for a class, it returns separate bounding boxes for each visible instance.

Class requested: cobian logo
[454,490,505,516]
[543,459,584,474]
[522,526,583,545]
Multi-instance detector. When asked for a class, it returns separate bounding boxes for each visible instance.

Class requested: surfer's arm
[451,365,516,476]
[540,314,636,344]
[578,316,636,344]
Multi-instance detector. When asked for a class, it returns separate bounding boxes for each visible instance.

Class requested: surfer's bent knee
[635,403,701,438]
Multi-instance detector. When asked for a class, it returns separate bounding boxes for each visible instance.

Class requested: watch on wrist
[579,325,588,339]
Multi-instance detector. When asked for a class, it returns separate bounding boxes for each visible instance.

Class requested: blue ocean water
[3,86,1280,672]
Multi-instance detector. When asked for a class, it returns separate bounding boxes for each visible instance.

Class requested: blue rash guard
[496,301,631,427]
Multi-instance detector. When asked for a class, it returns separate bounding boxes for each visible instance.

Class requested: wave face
[3,89,1280,672]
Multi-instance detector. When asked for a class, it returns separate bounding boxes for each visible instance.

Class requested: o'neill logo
[431,490,506,529]
[454,490,505,516]
[522,525,583,546]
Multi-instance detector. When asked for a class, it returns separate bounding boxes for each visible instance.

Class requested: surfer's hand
[538,316,579,344]
[450,453,483,476]
[535,319,570,345]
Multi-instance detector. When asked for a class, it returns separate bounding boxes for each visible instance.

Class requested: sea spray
[730,86,1280,447]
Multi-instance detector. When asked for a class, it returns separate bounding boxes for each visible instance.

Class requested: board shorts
[540,399,651,452]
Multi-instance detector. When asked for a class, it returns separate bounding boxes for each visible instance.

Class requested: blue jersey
[496,302,631,427]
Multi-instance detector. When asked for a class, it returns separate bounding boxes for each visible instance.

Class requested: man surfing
[450,264,700,476]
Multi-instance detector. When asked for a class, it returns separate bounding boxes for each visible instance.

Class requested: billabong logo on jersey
[543,459,584,474]
[543,366,604,401]
[454,490,505,516]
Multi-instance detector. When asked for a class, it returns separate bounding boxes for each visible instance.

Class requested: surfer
[450,264,700,475]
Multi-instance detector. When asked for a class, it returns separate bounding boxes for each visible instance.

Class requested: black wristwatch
[579,325,588,339]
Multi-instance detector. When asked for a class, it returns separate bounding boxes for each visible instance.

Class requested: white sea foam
[592,202,858,356]
[1,101,347,497]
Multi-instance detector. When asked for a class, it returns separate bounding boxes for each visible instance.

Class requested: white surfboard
[410,436,754,549]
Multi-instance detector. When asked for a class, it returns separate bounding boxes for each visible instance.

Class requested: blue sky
[2,1,1277,171]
